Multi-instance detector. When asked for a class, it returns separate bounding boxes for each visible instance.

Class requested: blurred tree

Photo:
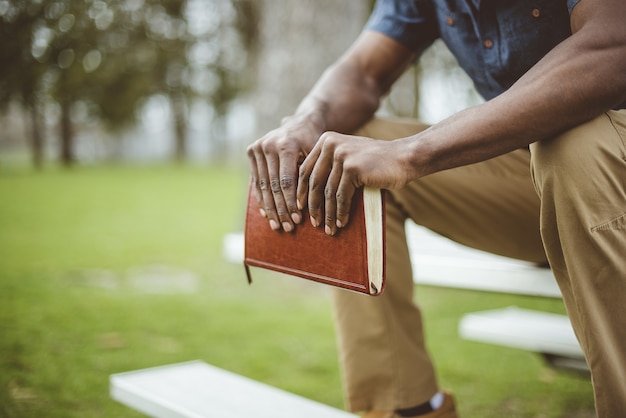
[0,0,257,166]
[0,1,48,167]
[252,0,371,138]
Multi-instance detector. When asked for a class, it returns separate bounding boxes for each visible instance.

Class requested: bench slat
[405,223,561,298]
[110,361,357,418]
[459,306,584,360]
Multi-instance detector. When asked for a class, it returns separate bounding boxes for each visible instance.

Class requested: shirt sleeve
[365,0,439,56]
[567,0,582,14]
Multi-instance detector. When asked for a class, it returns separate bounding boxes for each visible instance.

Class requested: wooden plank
[405,223,561,297]
[110,361,357,418]
[459,307,584,359]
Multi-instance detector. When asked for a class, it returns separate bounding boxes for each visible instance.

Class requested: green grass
[0,164,594,417]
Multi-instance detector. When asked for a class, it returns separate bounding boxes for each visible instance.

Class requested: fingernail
[259,208,267,217]
[336,219,343,228]
[325,225,333,236]
[291,212,301,224]
[297,199,303,210]
[282,222,293,232]
[269,219,279,230]
[310,216,318,227]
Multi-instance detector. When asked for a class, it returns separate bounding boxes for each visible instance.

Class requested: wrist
[285,96,328,132]
[400,133,437,181]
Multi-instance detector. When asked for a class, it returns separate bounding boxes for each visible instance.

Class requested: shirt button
[532,8,541,17]
[446,16,455,26]
[483,39,494,49]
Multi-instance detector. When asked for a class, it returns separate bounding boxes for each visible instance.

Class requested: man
[247,0,626,417]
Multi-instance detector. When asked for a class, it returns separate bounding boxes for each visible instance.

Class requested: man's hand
[246,115,323,232]
[246,31,418,235]
[297,131,414,236]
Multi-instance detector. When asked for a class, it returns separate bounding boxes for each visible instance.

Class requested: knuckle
[270,178,281,193]
[260,140,274,154]
[334,145,350,161]
[319,131,335,143]
[343,161,359,176]
[336,193,348,207]
[248,139,263,154]
[258,179,268,191]
[342,164,359,179]
[280,175,294,190]
[324,187,336,200]
[275,137,293,151]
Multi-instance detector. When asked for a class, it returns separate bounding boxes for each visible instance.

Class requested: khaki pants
[333,111,626,417]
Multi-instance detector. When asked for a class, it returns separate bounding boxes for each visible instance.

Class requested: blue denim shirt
[366,0,583,101]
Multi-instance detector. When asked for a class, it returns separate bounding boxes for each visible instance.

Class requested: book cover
[244,184,386,295]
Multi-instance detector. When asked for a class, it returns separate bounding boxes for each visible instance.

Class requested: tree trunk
[170,91,187,162]
[59,100,75,167]
[253,0,370,137]
[27,101,44,169]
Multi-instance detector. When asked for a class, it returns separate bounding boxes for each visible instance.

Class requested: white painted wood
[459,307,584,359]
[405,222,561,298]
[110,361,357,418]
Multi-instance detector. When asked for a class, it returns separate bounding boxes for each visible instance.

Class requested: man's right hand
[246,114,324,232]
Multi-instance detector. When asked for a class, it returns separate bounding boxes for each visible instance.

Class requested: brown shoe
[361,391,458,418]
[361,411,396,418]
[361,412,394,418]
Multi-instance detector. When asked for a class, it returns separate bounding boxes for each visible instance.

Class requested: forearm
[290,61,381,135]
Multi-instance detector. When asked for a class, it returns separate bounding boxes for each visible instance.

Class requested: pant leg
[530,110,626,418]
[333,117,546,412]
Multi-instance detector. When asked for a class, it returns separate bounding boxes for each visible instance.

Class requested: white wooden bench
[110,361,357,418]
[110,223,586,417]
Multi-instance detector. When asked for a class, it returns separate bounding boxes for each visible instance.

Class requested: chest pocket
[433,0,572,98]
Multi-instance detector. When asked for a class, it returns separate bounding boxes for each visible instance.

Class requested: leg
[530,110,626,417]
[333,117,546,412]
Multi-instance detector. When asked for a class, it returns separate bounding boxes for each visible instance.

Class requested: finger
[252,148,280,231]
[247,143,266,217]
[308,134,335,228]
[264,151,294,232]
[297,140,321,217]
[335,173,356,230]
[278,156,301,225]
[324,160,342,236]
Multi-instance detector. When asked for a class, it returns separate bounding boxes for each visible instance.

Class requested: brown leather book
[244,184,386,295]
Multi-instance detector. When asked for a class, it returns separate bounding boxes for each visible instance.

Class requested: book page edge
[363,187,384,295]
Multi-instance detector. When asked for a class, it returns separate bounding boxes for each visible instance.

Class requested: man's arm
[246,31,415,232]
[298,0,626,235]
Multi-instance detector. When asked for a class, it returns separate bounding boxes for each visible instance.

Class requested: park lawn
[0,164,594,417]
